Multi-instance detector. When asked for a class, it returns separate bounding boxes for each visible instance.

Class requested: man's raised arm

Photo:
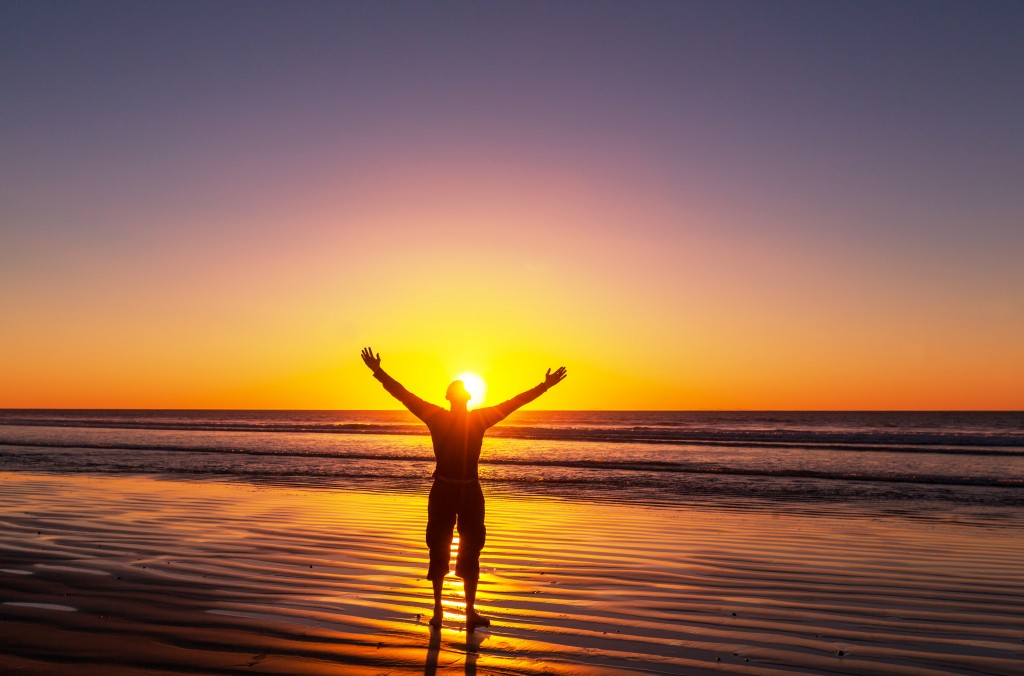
[361,347,442,422]
[478,367,567,428]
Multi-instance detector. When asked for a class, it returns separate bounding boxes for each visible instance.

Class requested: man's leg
[454,483,489,629]
[463,577,488,625]
[425,481,457,628]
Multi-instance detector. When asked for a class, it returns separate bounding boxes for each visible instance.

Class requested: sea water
[1,409,1021,516]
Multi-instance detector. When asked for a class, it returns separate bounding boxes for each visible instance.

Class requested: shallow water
[1,410,1022,514]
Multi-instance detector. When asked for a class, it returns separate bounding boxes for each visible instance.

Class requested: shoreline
[2,472,1023,674]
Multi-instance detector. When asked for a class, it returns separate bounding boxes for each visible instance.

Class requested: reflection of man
[361,347,567,630]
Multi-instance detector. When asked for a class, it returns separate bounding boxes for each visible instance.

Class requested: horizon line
[1,407,1021,414]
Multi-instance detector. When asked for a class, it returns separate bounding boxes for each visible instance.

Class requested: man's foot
[466,610,490,631]
[429,609,443,629]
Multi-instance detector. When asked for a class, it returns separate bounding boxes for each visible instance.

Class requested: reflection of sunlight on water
[440,533,469,622]
[442,579,465,623]
[7,473,1019,675]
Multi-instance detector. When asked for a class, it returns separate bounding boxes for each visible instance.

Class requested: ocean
[2,409,1022,516]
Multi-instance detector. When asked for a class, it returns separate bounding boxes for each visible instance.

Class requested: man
[360,347,567,630]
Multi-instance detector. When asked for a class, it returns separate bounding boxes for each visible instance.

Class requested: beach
[2,471,1022,674]
[6,1,1024,672]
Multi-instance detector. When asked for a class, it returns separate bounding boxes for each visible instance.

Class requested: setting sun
[454,371,487,406]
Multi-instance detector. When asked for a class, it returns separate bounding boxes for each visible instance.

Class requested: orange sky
[2,5,1023,410]
[2,158,1021,410]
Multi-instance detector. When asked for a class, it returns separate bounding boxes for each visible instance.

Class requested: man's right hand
[361,347,382,374]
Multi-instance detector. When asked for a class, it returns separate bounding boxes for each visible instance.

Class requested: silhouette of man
[361,347,567,630]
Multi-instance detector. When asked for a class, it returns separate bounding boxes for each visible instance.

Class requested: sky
[2,1,1022,410]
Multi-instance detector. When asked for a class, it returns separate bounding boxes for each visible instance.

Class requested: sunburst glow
[454,371,487,406]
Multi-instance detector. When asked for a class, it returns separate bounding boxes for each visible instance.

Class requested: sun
[454,371,487,406]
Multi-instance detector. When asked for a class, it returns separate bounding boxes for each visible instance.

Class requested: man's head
[445,379,471,406]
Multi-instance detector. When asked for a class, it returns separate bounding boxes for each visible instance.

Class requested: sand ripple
[1,472,1022,674]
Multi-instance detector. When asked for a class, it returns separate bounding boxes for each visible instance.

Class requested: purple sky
[2,1,1022,409]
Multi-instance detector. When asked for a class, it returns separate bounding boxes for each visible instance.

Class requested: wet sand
[1,472,1022,674]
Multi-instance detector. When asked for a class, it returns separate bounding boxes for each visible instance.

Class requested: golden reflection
[9,472,1017,675]
[442,576,467,623]
[442,534,465,621]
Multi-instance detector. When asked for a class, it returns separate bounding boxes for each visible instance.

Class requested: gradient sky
[2,1,1022,410]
